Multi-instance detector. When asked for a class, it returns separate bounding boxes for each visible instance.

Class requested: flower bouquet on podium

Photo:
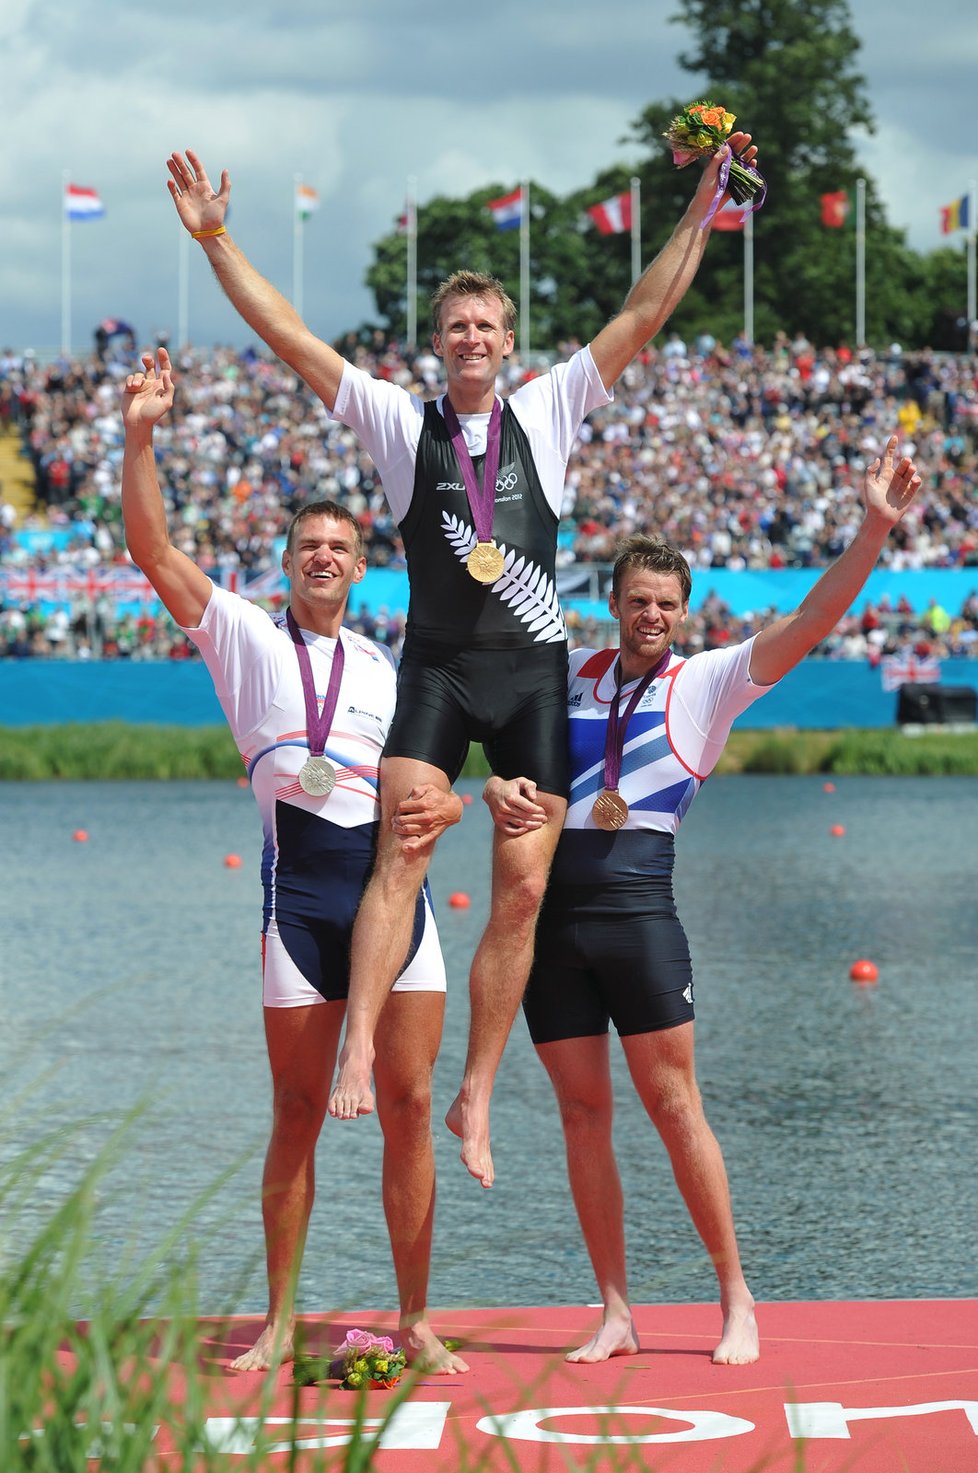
[292,1328,407,1389]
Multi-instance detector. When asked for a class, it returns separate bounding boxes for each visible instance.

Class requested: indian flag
[64,183,105,221]
[296,184,320,220]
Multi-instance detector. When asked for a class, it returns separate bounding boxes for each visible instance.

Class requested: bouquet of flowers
[293,1328,407,1390]
[663,101,766,214]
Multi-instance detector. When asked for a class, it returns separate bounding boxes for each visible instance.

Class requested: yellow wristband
[191,225,227,240]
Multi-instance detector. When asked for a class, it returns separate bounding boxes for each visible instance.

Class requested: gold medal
[591,789,629,831]
[466,540,505,584]
[298,755,336,797]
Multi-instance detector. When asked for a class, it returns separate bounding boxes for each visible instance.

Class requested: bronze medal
[466,540,505,584]
[591,789,629,831]
[298,755,336,797]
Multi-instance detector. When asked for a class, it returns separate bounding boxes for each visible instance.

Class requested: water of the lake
[1,775,974,1318]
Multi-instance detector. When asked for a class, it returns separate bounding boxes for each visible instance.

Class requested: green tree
[359,0,970,352]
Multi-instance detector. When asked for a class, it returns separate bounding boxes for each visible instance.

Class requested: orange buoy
[224,854,243,869]
[830,824,846,837]
[850,959,879,984]
[448,892,471,909]
[823,781,836,793]
[72,829,89,843]
[236,776,249,788]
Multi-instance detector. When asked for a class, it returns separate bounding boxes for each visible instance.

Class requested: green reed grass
[0,1107,826,1472]
[2,722,978,780]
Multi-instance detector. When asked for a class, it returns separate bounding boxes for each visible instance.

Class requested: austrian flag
[587,191,632,235]
[486,187,523,231]
[64,183,105,221]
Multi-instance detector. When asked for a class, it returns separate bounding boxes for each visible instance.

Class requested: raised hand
[864,435,922,525]
[122,348,175,430]
[166,149,231,235]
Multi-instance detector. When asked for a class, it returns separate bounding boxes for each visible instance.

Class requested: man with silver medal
[120,349,469,1378]
[163,131,759,1191]
[486,434,923,1369]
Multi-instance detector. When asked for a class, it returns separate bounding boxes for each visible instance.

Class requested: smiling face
[281,513,366,635]
[432,292,515,411]
[609,569,688,679]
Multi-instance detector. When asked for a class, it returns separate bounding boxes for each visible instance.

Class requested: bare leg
[329,756,449,1121]
[445,792,565,1187]
[621,1024,759,1365]
[536,1034,640,1363]
[231,1001,343,1372]
[373,991,468,1374]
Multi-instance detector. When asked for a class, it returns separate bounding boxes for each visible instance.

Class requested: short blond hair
[430,271,517,335]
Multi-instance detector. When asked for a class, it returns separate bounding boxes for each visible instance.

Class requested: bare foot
[566,1313,639,1364]
[229,1321,294,1372]
[402,1321,470,1375]
[712,1296,759,1365]
[328,1043,375,1120]
[445,1091,493,1188]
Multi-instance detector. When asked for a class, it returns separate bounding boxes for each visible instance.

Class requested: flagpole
[406,175,418,350]
[519,181,530,360]
[968,179,977,350]
[855,177,866,348]
[630,176,641,284]
[744,211,754,345]
[61,170,71,357]
[293,173,304,317]
[177,225,189,348]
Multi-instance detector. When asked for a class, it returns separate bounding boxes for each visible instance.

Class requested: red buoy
[462,793,473,805]
[224,854,243,869]
[72,829,89,843]
[823,781,836,793]
[830,824,846,837]
[850,959,879,984]
[448,892,471,909]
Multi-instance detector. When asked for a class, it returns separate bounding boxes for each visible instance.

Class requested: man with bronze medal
[163,129,759,1190]
[120,349,469,1377]
[485,437,923,1369]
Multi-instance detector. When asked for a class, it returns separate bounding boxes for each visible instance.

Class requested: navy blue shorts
[522,876,695,1044]
[384,641,570,796]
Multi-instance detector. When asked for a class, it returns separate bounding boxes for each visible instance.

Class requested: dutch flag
[486,186,523,232]
[64,183,106,221]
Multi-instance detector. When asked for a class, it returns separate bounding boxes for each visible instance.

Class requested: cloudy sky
[3,0,977,358]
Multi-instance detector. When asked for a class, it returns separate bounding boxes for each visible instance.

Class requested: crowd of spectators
[2,328,978,663]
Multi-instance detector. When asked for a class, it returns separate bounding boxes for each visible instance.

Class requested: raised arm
[589,133,757,391]
[749,436,922,687]
[166,149,346,410]
[121,348,212,629]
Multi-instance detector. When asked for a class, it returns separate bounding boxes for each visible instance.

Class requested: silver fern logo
[441,512,566,644]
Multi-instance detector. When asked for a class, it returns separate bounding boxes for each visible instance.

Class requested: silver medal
[298,755,336,797]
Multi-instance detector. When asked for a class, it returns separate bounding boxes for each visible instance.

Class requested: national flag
[64,183,105,221]
[940,193,970,235]
[710,203,745,232]
[587,190,632,236]
[486,186,523,231]
[820,190,850,228]
[295,184,320,220]
[880,652,942,692]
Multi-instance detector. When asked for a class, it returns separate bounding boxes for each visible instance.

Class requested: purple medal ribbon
[286,608,345,758]
[441,396,502,546]
[700,148,768,231]
[603,650,672,793]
